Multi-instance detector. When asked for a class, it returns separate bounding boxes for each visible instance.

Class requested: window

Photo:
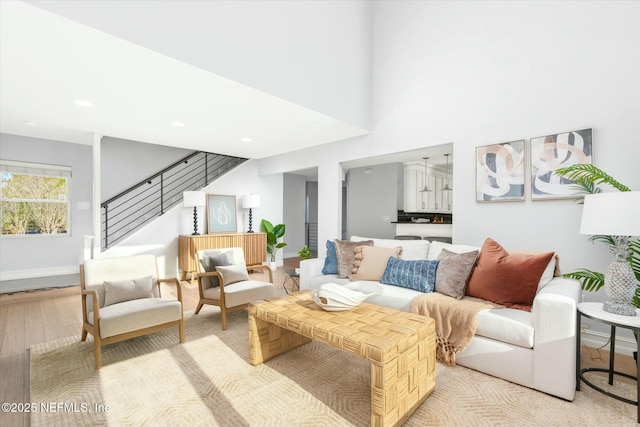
[1,160,71,236]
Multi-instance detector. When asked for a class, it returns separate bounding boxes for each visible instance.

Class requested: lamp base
[603,256,638,316]
[192,207,200,235]
[247,208,254,233]
[603,300,637,316]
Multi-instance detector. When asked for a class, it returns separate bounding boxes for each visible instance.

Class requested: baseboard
[581,328,636,356]
[0,266,79,281]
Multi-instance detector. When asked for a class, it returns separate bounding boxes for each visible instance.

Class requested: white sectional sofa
[300,236,581,401]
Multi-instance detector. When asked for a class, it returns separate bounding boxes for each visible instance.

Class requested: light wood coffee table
[248,291,436,427]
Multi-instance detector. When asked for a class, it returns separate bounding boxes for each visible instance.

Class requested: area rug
[30,309,637,427]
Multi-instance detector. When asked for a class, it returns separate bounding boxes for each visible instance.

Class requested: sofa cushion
[321,240,338,275]
[216,264,250,285]
[310,274,349,289]
[474,305,534,349]
[381,257,439,292]
[435,249,479,299]
[351,235,430,260]
[427,240,479,260]
[334,239,373,278]
[103,276,154,307]
[466,238,554,311]
[349,246,403,281]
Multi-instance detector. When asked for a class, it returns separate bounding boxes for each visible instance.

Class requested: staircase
[101,151,247,250]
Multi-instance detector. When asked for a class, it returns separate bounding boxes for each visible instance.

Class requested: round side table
[576,302,640,422]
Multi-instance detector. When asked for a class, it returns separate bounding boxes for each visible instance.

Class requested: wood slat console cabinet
[178,233,267,281]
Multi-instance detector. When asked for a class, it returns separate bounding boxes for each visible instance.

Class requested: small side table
[576,302,640,422]
[282,269,300,294]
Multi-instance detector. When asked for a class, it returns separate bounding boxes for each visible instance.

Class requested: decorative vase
[269,261,277,271]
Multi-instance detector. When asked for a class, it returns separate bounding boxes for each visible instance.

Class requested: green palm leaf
[555,164,630,192]
[562,269,605,292]
[630,238,640,282]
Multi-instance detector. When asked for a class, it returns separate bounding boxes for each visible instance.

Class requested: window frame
[0,159,72,238]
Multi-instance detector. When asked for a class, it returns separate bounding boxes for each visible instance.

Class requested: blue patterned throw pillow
[321,240,339,275]
[380,257,439,292]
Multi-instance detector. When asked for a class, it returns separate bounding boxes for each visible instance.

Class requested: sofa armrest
[300,258,325,290]
[531,276,581,400]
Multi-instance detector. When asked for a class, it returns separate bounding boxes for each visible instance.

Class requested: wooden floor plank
[23,300,46,351]
[0,303,8,354]
[0,353,26,427]
[0,304,25,358]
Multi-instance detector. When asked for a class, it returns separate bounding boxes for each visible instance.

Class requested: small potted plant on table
[260,219,287,270]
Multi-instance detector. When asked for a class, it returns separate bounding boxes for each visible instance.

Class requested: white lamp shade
[183,191,206,208]
[580,191,640,236]
[242,194,260,209]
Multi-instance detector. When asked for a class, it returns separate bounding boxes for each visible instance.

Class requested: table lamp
[242,194,260,233]
[580,191,640,316]
[183,191,206,235]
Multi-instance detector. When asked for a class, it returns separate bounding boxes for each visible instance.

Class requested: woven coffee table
[248,291,436,427]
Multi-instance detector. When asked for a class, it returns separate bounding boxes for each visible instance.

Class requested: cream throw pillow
[216,264,250,285]
[103,275,154,306]
[349,246,403,281]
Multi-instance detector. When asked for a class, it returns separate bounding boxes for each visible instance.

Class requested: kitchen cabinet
[404,163,452,212]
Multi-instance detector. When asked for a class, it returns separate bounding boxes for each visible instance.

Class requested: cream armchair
[195,247,275,329]
[80,254,185,369]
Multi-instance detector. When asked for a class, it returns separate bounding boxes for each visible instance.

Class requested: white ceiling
[0,1,368,159]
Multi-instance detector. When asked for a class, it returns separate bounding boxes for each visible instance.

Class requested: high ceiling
[0,1,368,159]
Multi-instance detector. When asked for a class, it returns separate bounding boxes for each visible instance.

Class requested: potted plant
[555,164,640,354]
[297,245,312,260]
[260,219,287,270]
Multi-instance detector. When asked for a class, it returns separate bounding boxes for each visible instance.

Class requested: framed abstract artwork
[476,140,525,202]
[530,128,593,200]
[206,194,237,233]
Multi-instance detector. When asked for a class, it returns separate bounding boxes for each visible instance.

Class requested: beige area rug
[30,309,638,427]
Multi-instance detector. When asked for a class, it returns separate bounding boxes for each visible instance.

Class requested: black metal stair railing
[306,222,318,252]
[101,151,247,250]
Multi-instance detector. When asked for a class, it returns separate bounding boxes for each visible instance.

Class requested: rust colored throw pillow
[334,239,374,278]
[466,238,554,311]
[349,246,403,281]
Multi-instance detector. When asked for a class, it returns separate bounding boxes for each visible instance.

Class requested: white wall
[101,136,194,200]
[0,133,93,287]
[372,0,640,277]
[103,160,285,277]
[27,0,373,131]
[261,0,640,287]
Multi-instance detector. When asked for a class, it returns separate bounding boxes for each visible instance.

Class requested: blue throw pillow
[321,240,338,275]
[380,257,439,293]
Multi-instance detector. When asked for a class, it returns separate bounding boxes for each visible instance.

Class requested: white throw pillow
[427,241,479,260]
[216,264,250,285]
[350,235,430,260]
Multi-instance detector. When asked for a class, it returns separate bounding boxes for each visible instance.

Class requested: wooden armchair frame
[195,263,273,330]
[80,259,185,369]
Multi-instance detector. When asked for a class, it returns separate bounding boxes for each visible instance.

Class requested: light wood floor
[0,259,637,427]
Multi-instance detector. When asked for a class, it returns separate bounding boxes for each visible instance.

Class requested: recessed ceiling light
[24,121,37,126]
[241,137,252,142]
[172,121,185,127]
[74,100,93,107]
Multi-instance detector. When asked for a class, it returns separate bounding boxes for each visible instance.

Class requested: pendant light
[419,157,432,192]
[442,153,453,191]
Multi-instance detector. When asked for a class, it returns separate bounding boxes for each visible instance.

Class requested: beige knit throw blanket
[410,293,502,366]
